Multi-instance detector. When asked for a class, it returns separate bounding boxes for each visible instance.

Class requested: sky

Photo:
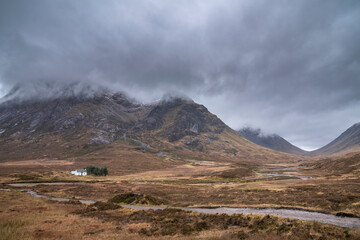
[0,0,360,150]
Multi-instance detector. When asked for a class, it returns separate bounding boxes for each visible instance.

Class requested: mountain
[238,123,360,157]
[0,86,298,173]
[131,99,297,164]
[311,123,360,156]
[238,127,308,156]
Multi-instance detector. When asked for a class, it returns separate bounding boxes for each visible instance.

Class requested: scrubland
[1,155,360,239]
[1,190,359,240]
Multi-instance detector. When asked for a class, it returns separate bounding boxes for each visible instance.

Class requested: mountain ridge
[238,127,308,156]
[310,123,360,156]
[0,87,298,166]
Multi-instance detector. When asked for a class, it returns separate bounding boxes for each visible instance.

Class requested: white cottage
[70,169,87,176]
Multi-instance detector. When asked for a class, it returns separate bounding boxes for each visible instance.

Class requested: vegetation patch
[13,174,41,181]
[75,201,121,214]
[0,219,28,240]
[64,200,83,205]
[85,166,108,176]
[110,193,167,205]
[335,212,360,218]
[214,167,253,179]
[79,207,358,239]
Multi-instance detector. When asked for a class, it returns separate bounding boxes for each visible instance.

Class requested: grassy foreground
[1,156,360,239]
[1,190,359,240]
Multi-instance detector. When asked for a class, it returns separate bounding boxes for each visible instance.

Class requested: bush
[110,193,167,205]
[91,201,121,211]
[237,230,249,240]
[181,225,194,235]
[85,166,108,176]
[76,201,122,213]
[195,221,209,231]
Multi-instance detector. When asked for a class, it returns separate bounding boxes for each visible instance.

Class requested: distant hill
[311,123,360,156]
[238,127,308,156]
[239,123,360,157]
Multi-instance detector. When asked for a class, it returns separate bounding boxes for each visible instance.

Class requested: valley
[0,92,359,239]
[2,1,360,239]
[1,153,360,239]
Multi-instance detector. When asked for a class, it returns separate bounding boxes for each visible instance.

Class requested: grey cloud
[0,0,360,149]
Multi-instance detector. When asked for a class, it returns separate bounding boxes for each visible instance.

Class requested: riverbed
[1,188,359,229]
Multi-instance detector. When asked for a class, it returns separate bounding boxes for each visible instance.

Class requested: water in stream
[255,167,313,181]
[1,188,360,229]
[120,204,360,229]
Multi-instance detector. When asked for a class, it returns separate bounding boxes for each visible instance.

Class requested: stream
[1,188,360,229]
[187,166,314,186]
[254,166,313,180]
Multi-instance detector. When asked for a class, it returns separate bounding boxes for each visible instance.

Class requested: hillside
[0,87,298,174]
[131,99,298,164]
[301,152,360,176]
[311,123,360,156]
[238,127,308,156]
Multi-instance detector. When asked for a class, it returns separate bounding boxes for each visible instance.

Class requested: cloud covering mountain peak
[1,0,360,149]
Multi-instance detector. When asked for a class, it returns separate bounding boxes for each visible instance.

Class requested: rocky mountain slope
[0,87,297,166]
[311,123,360,156]
[0,90,150,143]
[238,127,308,156]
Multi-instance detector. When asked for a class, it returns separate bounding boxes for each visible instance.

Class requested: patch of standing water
[20,190,96,204]
[0,188,95,204]
[255,172,313,180]
[186,207,360,229]
[255,167,314,181]
[6,182,87,187]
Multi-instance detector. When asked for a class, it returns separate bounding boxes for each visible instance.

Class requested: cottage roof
[76,169,87,173]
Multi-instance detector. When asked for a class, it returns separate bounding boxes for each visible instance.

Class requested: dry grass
[0,218,27,240]
[2,158,359,215]
[11,175,357,218]
[0,147,360,239]
[301,152,360,178]
[0,139,184,178]
[1,187,360,240]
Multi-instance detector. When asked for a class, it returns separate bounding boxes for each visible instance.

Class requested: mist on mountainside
[239,127,308,155]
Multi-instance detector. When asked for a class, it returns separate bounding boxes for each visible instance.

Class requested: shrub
[181,225,194,235]
[85,166,108,176]
[237,230,249,240]
[195,221,209,231]
[110,193,167,205]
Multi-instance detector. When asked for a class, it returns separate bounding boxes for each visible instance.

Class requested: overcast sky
[1,0,360,150]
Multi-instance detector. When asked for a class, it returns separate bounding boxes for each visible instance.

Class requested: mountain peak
[0,89,297,164]
[238,127,307,156]
[1,81,113,104]
[311,122,360,156]
[240,127,279,138]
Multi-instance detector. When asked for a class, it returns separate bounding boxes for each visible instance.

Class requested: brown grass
[1,185,360,240]
[1,145,360,239]
[301,152,360,177]
[2,157,358,215]
[0,138,183,177]
[14,170,357,217]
